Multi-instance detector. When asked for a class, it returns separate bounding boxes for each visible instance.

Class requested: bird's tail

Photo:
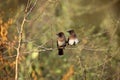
[58,49,63,55]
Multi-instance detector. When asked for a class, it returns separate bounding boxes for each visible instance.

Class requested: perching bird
[57,32,66,55]
[67,30,79,45]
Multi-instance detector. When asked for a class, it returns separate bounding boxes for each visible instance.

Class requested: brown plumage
[67,30,79,45]
[57,32,66,55]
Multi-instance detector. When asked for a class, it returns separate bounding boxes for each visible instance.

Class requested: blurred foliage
[0,0,120,80]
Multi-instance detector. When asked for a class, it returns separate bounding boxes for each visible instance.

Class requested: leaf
[31,49,39,59]
[56,69,62,74]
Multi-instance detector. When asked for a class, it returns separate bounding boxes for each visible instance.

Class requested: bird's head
[67,29,74,34]
[56,32,64,37]
[67,29,76,36]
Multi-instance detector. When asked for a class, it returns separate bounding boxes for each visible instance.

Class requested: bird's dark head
[67,29,74,34]
[56,32,64,37]
[67,29,77,37]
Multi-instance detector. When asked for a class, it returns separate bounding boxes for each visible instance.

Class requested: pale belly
[58,41,65,46]
[69,39,79,45]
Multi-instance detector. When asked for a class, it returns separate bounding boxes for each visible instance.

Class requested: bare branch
[15,0,38,80]
[15,16,26,80]
[26,0,38,17]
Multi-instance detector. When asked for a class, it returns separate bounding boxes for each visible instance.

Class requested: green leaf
[31,49,39,59]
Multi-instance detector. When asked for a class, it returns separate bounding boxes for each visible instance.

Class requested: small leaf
[56,69,61,74]
[31,49,39,59]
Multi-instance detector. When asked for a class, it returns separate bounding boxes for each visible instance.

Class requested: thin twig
[15,0,38,79]
[15,16,26,80]
[26,0,38,17]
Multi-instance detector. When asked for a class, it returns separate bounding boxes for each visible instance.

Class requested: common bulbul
[57,32,66,55]
[67,30,79,45]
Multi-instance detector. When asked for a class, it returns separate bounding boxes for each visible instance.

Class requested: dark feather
[58,49,63,55]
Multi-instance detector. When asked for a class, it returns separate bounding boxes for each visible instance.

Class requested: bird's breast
[58,41,65,46]
[69,39,75,45]
[69,38,79,45]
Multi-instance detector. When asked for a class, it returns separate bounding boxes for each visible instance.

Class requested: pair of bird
[57,30,79,55]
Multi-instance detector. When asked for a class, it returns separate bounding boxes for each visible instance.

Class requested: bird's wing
[67,38,69,44]
[75,38,79,44]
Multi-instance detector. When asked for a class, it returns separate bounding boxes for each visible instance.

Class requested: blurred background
[0,0,120,80]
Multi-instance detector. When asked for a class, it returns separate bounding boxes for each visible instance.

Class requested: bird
[56,32,66,55]
[67,30,79,45]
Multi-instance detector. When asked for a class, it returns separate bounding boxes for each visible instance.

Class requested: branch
[15,16,26,80]
[26,0,38,17]
[15,0,38,79]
